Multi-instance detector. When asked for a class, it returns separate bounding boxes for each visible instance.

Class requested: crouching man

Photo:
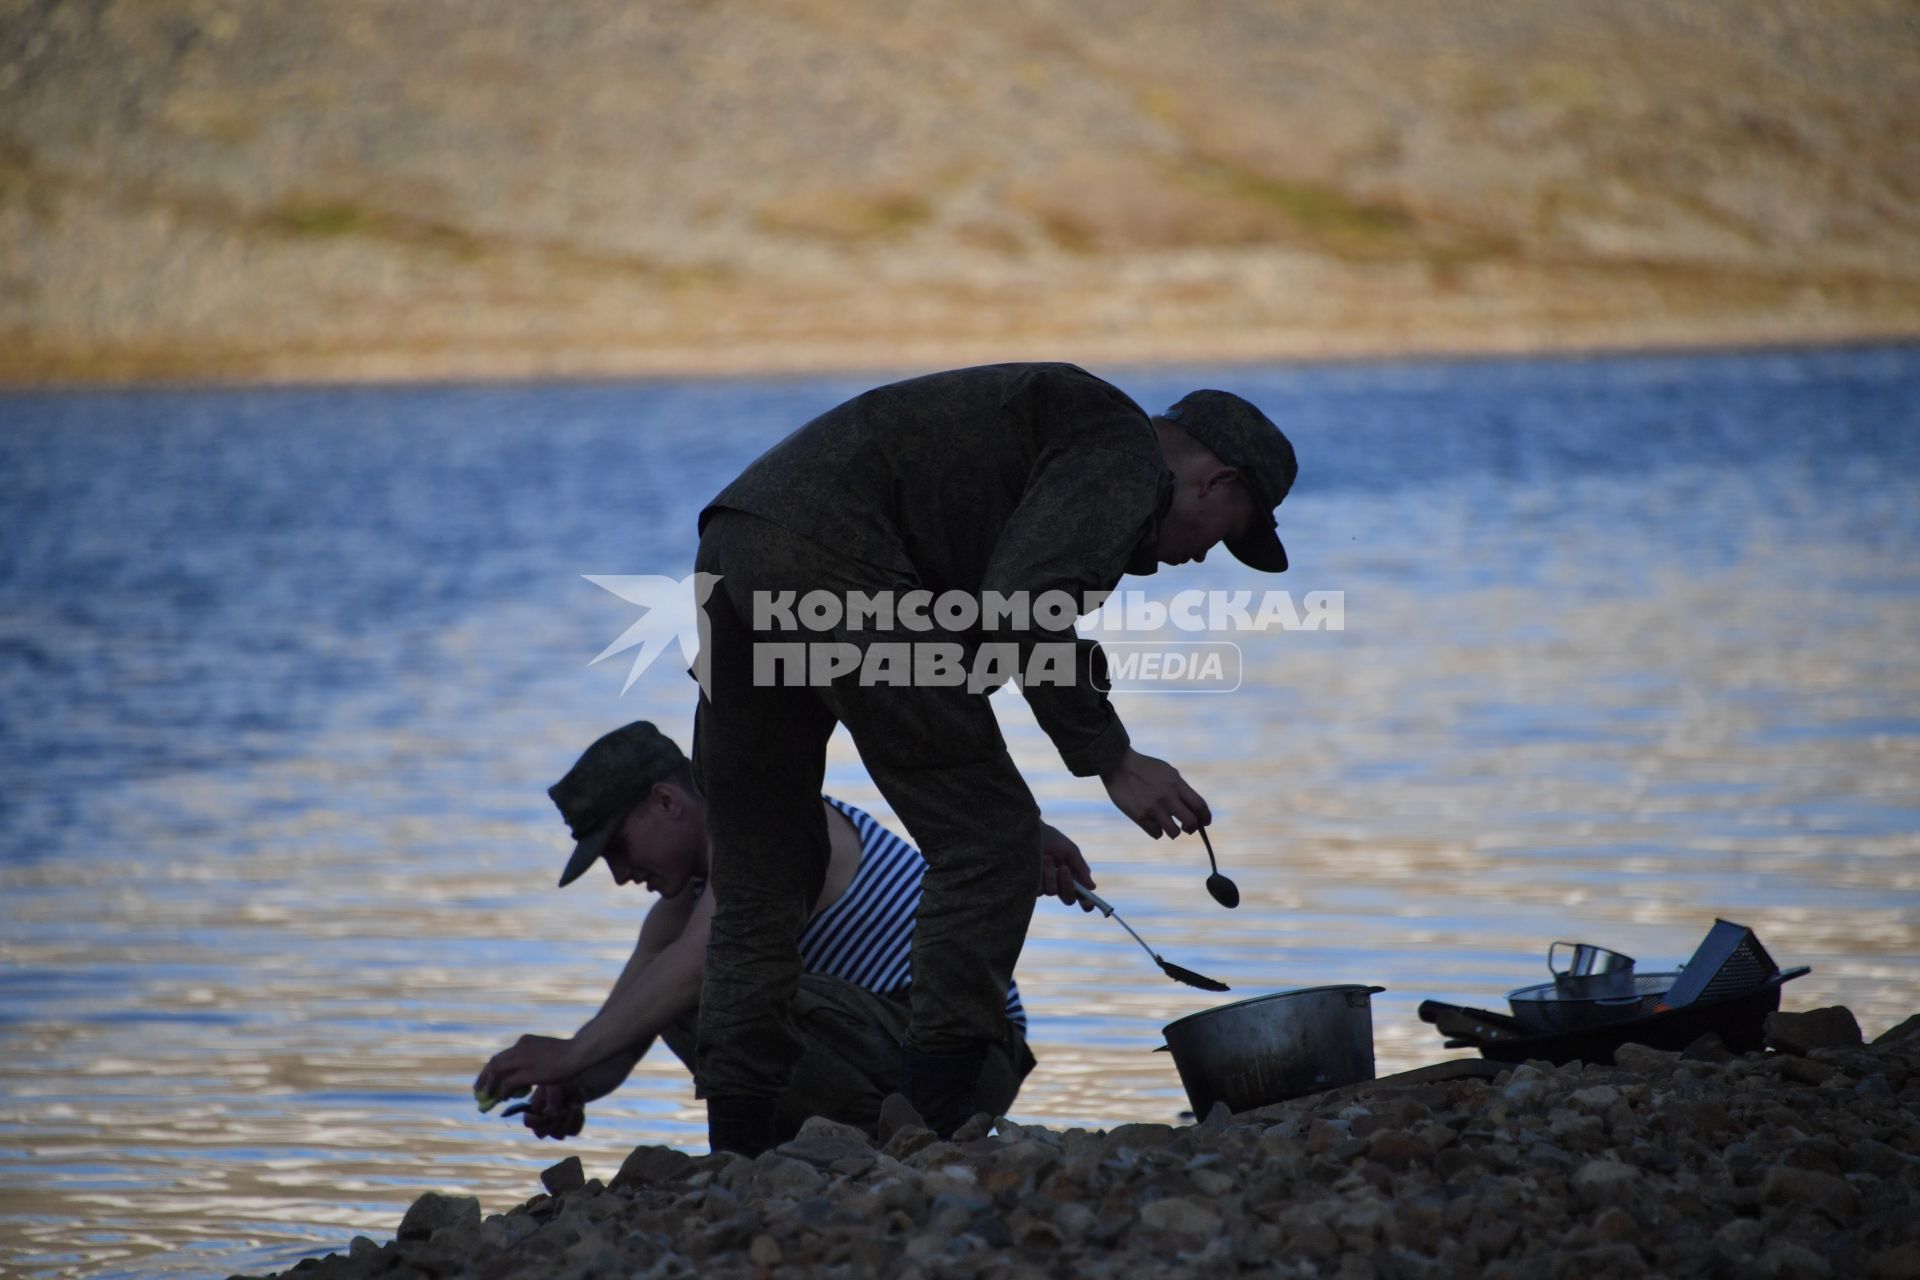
[474,721,1089,1140]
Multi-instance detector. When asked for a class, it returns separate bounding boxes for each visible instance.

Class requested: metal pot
[1507,940,1642,1032]
[1160,984,1385,1117]
[1547,941,1637,1000]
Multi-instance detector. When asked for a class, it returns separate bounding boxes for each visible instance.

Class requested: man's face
[1157,467,1261,567]
[602,786,700,896]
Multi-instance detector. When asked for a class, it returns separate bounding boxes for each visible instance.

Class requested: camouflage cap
[1160,390,1298,572]
[548,721,689,888]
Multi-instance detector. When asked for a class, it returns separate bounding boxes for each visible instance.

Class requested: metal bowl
[1507,971,1678,1033]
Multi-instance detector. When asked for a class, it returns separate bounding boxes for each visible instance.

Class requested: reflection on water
[2,346,1918,1276]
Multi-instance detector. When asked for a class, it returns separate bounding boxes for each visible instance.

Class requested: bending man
[694,363,1298,1152]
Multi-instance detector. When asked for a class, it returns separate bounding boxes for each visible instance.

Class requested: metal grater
[1662,919,1780,1008]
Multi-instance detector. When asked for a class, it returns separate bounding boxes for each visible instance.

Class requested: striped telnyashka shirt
[797,797,1027,1035]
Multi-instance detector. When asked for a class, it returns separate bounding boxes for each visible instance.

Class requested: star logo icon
[585,572,722,696]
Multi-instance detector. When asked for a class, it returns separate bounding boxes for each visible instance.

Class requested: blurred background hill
[2,0,1917,384]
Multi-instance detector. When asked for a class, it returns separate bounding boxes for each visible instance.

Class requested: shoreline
[8,323,1918,395]
[251,1007,1920,1280]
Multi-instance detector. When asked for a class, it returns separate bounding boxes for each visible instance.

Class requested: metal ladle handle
[1073,880,1156,959]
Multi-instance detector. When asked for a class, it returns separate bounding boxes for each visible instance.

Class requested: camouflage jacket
[703,362,1173,777]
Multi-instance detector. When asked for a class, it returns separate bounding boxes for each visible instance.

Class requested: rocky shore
[252,1008,1919,1280]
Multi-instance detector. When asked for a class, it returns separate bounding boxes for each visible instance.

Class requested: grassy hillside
[3,0,1917,383]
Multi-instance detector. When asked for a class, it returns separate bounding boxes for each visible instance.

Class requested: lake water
[2,346,1917,1278]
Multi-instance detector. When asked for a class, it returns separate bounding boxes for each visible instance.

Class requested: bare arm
[565,887,712,1072]
[581,883,702,1041]
[474,884,713,1098]
[555,887,704,1104]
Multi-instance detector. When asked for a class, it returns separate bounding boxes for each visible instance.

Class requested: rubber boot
[898,1041,987,1140]
[707,1094,778,1157]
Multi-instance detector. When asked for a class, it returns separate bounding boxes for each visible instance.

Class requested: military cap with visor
[549,721,689,888]
[1159,389,1298,572]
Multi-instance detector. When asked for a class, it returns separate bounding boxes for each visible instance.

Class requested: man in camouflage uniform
[692,362,1298,1153]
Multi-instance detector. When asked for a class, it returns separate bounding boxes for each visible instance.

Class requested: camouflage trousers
[692,508,1045,1102]
[661,973,1034,1138]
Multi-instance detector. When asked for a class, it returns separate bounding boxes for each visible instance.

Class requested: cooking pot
[1160,984,1385,1117]
[1506,940,1642,1032]
[1547,941,1636,1000]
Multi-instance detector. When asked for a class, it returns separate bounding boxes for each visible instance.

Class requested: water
[2,346,1917,1277]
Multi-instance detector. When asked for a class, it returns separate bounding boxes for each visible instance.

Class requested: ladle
[1074,880,1230,992]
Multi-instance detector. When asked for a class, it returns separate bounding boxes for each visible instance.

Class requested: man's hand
[1099,748,1212,839]
[522,1083,587,1140]
[475,1034,584,1102]
[1038,821,1097,909]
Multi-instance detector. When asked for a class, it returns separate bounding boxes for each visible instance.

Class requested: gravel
[245,1006,1919,1279]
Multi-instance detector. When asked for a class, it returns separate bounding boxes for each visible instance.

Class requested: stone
[990,1139,1060,1179]
[540,1156,585,1196]
[1558,1242,1647,1278]
[742,1153,827,1200]
[1103,1122,1178,1152]
[1613,1043,1680,1074]
[902,1233,946,1263]
[1714,1218,1763,1256]
[1366,1128,1433,1171]
[1765,1007,1864,1056]
[920,1166,980,1202]
[1139,1195,1222,1236]
[1866,1245,1920,1280]
[747,1233,782,1266]
[1468,1217,1519,1261]
[883,1123,937,1161]
[1757,1241,1833,1279]
[777,1132,874,1168]
[1871,1013,1920,1047]
[1289,1217,1343,1260]
[1591,1206,1637,1240]
[965,1211,1014,1247]
[1681,1032,1736,1063]
[797,1114,872,1145]
[396,1192,479,1242]
[1051,1202,1097,1237]
[991,1119,1058,1144]
[877,1093,928,1144]
[1191,1167,1236,1196]
[951,1112,996,1142]
[1571,1158,1640,1206]
[613,1144,694,1189]
[1567,1085,1621,1110]
[926,1189,988,1236]
[904,1141,966,1172]
[1501,1064,1552,1109]
[1548,1110,1606,1149]
[1760,1164,1859,1221]
[391,1239,465,1277]
[1780,1056,1836,1086]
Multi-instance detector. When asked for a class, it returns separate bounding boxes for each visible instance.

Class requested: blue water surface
[1,343,1917,1277]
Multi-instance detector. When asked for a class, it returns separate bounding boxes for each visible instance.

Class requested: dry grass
[2,0,1916,384]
